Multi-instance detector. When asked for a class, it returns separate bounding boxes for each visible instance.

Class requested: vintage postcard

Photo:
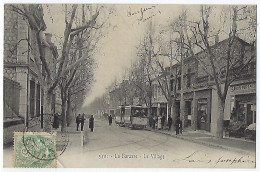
[2,2,257,168]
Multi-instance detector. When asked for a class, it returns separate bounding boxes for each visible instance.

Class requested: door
[197,103,207,130]
[185,101,192,127]
[247,104,253,125]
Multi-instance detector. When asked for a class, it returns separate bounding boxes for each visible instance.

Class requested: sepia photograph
[2,1,257,169]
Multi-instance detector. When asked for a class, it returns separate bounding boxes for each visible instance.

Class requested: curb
[144,128,254,155]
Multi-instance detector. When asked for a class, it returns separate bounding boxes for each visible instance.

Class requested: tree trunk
[167,99,172,119]
[61,88,68,132]
[180,94,185,129]
[66,91,71,127]
[171,97,177,126]
[43,90,53,132]
[216,96,225,138]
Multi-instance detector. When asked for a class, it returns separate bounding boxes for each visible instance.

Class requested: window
[187,75,191,88]
[177,77,181,90]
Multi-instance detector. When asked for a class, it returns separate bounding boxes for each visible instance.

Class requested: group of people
[150,115,183,135]
[76,113,94,132]
[150,115,166,130]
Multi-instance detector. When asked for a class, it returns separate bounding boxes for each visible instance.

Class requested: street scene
[3,3,256,168]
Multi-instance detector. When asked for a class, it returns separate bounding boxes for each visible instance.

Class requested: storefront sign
[198,98,207,104]
[231,83,256,93]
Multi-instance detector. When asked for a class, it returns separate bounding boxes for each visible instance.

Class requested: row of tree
[11,4,112,132]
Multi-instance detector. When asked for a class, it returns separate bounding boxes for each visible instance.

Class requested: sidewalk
[145,127,256,155]
[53,124,88,167]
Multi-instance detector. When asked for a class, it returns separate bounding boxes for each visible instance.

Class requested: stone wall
[4,67,16,81]
[4,5,18,63]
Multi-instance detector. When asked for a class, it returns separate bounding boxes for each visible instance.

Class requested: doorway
[197,103,208,131]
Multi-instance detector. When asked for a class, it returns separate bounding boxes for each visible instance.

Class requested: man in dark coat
[89,115,94,132]
[108,115,112,125]
[81,114,86,131]
[175,117,182,135]
[161,115,166,129]
[53,113,59,129]
[168,116,172,131]
[76,114,81,131]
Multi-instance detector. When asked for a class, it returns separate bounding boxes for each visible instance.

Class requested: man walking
[89,115,94,132]
[81,114,86,131]
[108,115,112,125]
[168,116,172,131]
[161,115,165,129]
[76,114,81,131]
[175,117,182,135]
[53,113,60,129]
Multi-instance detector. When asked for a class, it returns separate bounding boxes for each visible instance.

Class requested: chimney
[215,34,219,44]
[45,33,52,44]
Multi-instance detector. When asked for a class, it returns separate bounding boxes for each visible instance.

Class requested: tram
[115,105,148,129]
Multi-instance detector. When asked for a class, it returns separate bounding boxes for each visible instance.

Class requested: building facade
[152,37,256,136]
[4,5,61,127]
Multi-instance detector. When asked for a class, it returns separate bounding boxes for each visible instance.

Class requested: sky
[42,4,256,109]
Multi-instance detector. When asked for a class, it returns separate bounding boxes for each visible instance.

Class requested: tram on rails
[115,105,148,129]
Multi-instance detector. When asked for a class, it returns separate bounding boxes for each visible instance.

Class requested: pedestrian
[152,116,155,129]
[149,116,153,127]
[81,114,86,131]
[108,115,112,125]
[76,114,81,131]
[89,115,94,132]
[168,116,172,131]
[161,115,165,129]
[53,113,59,129]
[175,117,182,135]
[158,116,162,130]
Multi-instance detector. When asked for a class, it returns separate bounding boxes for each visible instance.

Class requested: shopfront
[194,89,212,132]
[230,82,256,126]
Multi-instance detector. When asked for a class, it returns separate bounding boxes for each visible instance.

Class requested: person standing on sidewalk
[152,116,155,129]
[168,116,172,131]
[76,114,81,131]
[53,113,60,129]
[161,115,165,129]
[80,114,86,131]
[89,115,94,132]
[175,117,182,135]
[108,115,112,125]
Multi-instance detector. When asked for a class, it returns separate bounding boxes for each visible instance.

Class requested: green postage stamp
[14,132,57,168]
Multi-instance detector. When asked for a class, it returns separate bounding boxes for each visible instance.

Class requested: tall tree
[183,5,256,138]
[12,4,101,131]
